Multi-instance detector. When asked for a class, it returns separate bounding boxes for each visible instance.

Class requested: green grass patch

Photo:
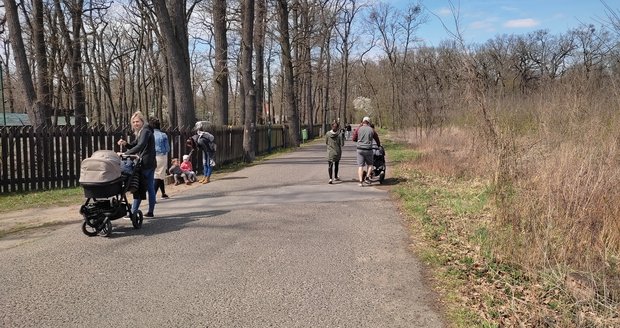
[438,186,490,216]
[383,139,421,163]
[0,187,84,213]
[387,137,499,327]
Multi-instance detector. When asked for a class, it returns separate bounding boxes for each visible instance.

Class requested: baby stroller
[363,144,386,184]
[78,150,144,237]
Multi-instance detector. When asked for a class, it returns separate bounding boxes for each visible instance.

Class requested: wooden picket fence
[0,124,318,194]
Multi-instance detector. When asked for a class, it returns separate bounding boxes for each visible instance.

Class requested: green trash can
[301,129,308,142]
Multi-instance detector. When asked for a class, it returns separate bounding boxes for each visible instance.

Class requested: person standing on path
[149,117,170,199]
[351,116,381,187]
[118,111,156,217]
[187,122,217,184]
[325,121,344,184]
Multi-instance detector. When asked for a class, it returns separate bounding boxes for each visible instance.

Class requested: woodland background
[1,0,620,325]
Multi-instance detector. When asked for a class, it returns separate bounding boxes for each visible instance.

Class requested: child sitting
[180,155,197,183]
[169,158,190,185]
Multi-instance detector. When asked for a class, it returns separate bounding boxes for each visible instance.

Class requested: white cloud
[470,20,493,30]
[504,18,540,28]
[436,7,452,17]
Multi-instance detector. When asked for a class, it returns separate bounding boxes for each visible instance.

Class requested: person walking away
[149,117,170,199]
[117,111,156,217]
[325,121,344,184]
[351,116,381,187]
[345,123,352,140]
[180,154,197,183]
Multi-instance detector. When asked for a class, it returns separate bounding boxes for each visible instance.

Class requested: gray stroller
[78,150,143,237]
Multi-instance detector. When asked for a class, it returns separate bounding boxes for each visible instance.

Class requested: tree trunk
[32,0,52,125]
[254,0,266,125]
[213,0,229,125]
[70,0,87,126]
[152,0,196,128]
[241,0,256,162]
[276,0,300,147]
[3,0,46,126]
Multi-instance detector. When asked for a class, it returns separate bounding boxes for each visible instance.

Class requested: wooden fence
[0,124,321,194]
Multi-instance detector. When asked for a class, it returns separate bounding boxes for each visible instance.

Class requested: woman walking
[117,111,156,217]
[325,121,345,184]
[149,117,170,199]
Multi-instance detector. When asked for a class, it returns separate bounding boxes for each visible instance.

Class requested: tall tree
[53,0,87,126]
[276,0,300,146]
[254,0,266,124]
[3,0,47,126]
[335,0,360,124]
[31,0,53,124]
[151,0,196,128]
[241,0,256,162]
[213,0,229,125]
[317,0,338,130]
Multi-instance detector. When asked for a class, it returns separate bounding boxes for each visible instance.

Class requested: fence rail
[0,124,320,194]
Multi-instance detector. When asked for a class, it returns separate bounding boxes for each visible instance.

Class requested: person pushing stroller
[352,116,381,187]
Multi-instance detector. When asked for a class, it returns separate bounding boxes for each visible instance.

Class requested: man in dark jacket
[351,116,380,187]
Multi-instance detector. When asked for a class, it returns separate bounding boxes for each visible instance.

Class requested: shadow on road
[109,209,230,238]
[217,176,248,181]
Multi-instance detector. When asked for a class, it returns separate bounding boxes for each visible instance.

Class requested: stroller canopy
[79,150,122,184]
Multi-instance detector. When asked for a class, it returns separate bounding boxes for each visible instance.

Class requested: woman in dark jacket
[117,111,156,218]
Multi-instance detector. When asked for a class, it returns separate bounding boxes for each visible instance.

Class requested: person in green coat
[325,121,345,184]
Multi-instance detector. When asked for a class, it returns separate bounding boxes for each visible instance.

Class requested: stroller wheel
[81,221,99,237]
[99,219,112,237]
[131,210,143,229]
[379,171,385,184]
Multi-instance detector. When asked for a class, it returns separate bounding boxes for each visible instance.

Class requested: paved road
[0,139,444,327]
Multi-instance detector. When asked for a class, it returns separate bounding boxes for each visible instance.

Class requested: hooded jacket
[325,129,344,162]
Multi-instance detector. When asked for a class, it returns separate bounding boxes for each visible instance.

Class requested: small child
[169,158,190,185]
[180,155,197,183]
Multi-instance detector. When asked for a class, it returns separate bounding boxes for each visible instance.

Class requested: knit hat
[362,116,370,123]
[183,155,190,161]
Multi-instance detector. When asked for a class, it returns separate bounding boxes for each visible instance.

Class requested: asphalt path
[0,138,444,327]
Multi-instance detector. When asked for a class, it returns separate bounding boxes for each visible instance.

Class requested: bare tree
[335,0,361,124]
[31,0,53,124]
[3,0,47,126]
[276,0,300,146]
[241,0,256,162]
[213,0,229,125]
[151,0,197,128]
[254,0,266,125]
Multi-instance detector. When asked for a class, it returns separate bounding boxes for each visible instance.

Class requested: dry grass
[395,80,620,325]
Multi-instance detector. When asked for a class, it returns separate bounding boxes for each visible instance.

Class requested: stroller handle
[120,154,140,160]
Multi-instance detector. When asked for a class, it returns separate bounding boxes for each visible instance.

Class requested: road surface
[0,138,444,327]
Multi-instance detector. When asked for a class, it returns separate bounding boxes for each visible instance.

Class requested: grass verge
[385,140,529,327]
[386,136,620,327]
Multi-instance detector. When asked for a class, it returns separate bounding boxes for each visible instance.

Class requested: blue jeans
[202,152,213,177]
[132,167,155,215]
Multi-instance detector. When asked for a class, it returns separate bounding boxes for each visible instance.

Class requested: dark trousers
[328,161,339,179]
[155,178,166,196]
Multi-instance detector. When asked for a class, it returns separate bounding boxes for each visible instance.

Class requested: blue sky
[390,0,616,46]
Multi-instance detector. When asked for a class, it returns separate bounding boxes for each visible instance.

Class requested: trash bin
[301,128,308,142]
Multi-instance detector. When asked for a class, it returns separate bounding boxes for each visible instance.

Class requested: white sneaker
[328,179,333,184]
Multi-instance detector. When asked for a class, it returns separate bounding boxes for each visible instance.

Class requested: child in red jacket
[180,155,197,183]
